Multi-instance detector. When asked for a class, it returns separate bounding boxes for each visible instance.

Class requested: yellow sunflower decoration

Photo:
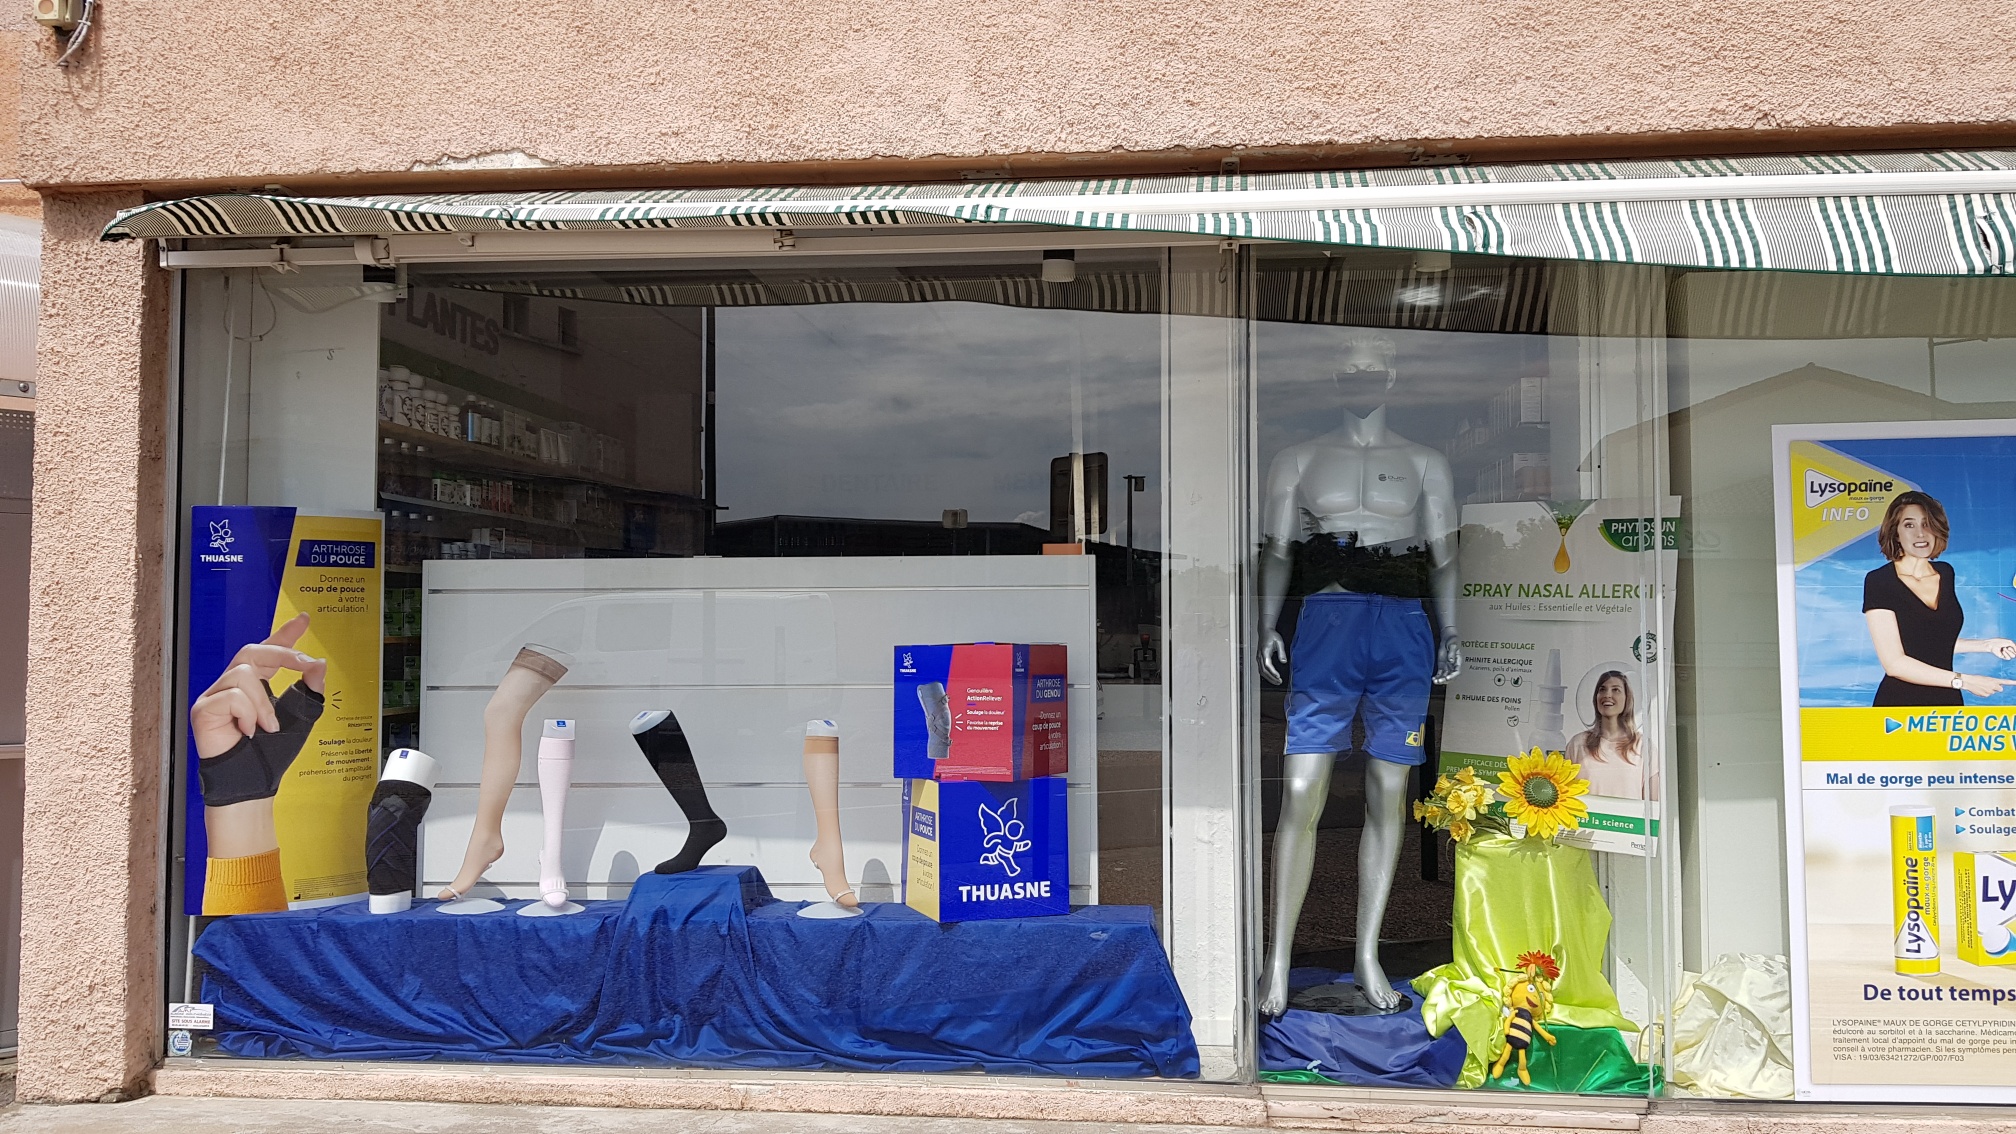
[1495,748,1590,840]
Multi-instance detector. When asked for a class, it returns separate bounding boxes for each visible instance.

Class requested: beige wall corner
[18,192,168,1102]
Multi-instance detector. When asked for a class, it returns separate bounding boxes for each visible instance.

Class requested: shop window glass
[1246,248,1675,1099]
[165,250,1238,1081]
[162,230,2016,1099]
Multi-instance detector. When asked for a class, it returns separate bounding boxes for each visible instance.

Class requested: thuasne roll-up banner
[185,507,382,915]
[1775,421,2016,1103]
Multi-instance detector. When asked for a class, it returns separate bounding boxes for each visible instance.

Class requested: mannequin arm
[1421,451,1462,683]
[1258,538,1296,684]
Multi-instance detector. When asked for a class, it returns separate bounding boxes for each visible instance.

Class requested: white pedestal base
[517,899,586,917]
[368,893,413,915]
[797,900,865,920]
[435,897,506,916]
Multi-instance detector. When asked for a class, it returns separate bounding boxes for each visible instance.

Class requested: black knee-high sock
[632,711,728,874]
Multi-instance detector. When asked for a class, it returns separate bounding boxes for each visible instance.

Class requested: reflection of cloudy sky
[715,301,1163,547]
[1255,320,1550,463]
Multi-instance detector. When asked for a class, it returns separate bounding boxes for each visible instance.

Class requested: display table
[196,866,1199,1077]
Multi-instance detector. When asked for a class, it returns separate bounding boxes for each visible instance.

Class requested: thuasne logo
[199,519,244,564]
[976,798,1033,877]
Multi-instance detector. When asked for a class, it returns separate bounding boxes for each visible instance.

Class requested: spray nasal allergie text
[1890,805,1940,976]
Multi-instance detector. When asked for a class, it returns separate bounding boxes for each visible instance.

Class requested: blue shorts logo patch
[1405,730,1423,747]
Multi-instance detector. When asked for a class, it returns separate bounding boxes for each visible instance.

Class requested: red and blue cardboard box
[892,642,1068,782]
[902,774,1069,922]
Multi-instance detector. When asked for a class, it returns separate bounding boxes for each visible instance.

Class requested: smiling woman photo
[1862,491,2016,707]
[1567,670,1653,800]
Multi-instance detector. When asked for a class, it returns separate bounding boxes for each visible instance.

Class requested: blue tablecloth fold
[1259,968,1465,1088]
[197,866,1197,1077]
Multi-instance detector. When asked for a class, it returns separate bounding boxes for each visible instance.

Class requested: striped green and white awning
[104,150,2016,276]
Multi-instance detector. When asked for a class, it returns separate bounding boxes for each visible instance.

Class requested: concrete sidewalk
[0,1096,1245,1134]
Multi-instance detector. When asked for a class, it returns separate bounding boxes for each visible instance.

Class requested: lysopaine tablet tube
[1890,804,1941,976]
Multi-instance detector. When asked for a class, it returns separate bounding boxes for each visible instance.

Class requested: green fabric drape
[1412,833,1637,1088]
[1480,1024,1661,1095]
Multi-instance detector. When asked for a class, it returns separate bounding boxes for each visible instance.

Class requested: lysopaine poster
[185,506,382,915]
[1440,498,1679,857]
[1774,421,2016,1103]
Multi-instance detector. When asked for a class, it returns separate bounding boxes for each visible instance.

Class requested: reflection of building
[714,514,1051,557]
[1596,361,2016,979]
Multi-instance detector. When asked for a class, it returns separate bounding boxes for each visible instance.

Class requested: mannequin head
[1333,332,1398,413]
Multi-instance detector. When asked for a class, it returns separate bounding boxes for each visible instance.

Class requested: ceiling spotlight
[1041,250,1077,284]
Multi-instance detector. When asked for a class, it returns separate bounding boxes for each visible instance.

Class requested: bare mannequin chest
[1296,445,1425,523]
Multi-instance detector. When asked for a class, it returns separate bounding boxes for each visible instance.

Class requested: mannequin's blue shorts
[1284,592,1435,766]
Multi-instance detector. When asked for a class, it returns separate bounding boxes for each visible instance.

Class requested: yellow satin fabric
[1668,953,1793,1099]
[1411,833,1636,1088]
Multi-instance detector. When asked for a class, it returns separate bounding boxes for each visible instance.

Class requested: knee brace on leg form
[198,683,325,806]
[367,747,438,912]
[367,781,433,897]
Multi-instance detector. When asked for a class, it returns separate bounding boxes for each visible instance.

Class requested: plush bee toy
[1490,950,1561,1086]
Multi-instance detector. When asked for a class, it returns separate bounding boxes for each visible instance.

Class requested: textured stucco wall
[17,192,168,1102]
[13,0,2016,192]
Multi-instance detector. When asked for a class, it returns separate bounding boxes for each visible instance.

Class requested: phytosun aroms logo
[199,519,245,564]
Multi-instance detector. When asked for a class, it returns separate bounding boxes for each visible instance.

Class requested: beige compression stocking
[803,719,858,908]
[439,645,570,900]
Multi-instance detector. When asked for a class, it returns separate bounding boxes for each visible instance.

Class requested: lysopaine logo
[295,540,376,568]
[1804,474,1894,510]
[977,798,1033,877]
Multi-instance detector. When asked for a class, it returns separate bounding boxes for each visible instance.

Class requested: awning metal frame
[116,150,2016,277]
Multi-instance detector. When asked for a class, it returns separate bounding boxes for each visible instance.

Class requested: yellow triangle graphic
[1787,441,1916,566]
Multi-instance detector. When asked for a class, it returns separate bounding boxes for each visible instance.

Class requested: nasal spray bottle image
[1890,805,1940,975]
[1528,649,1568,755]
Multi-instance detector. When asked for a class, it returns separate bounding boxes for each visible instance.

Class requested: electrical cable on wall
[54,0,96,68]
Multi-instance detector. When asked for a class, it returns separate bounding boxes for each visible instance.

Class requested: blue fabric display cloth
[197,866,1198,1077]
[1258,968,1465,1088]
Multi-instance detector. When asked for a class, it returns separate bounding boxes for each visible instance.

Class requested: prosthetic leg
[631,709,728,874]
[799,719,862,919]
[520,719,584,917]
[438,643,570,912]
[367,747,439,914]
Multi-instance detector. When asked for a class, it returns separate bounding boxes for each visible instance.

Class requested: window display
[1249,249,1669,1097]
[157,229,2016,1103]
[170,252,1189,1077]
